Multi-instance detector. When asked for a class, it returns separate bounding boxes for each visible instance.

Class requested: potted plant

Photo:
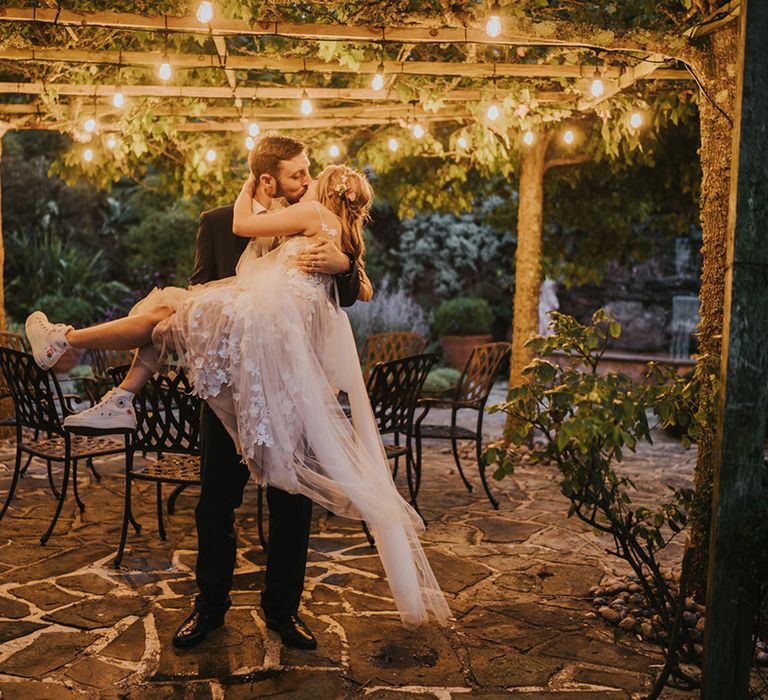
[433,297,493,369]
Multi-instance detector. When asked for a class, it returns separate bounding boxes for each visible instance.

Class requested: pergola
[0,2,765,697]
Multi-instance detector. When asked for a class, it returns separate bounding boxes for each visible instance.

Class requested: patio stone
[0,427,697,697]
[152,607,265,680]
[0,630,98,677]
[0,619,46,644]
[43,593,147,630]
[100,618,146,661]
[0,595,31,618]
[0,680,92,699]
[64,656,133,688]
[340,615,464,687]
[8,581,83,611]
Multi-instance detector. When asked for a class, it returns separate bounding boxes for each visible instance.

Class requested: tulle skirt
[131,241,451,627]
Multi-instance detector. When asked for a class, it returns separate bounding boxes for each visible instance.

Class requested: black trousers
[194,403,313,620]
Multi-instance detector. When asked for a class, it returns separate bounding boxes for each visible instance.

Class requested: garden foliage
[485,310,711,694]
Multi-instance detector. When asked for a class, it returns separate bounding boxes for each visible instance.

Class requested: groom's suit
[190,203,360,622]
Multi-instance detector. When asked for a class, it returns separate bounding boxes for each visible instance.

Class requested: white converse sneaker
[25,311,73,370]
[64,388,137,432]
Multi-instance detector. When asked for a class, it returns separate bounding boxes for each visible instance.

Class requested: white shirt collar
[251,198,268,215]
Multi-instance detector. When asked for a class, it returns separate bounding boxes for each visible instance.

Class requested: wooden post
[0,127,5,332]
[702,1,768,697]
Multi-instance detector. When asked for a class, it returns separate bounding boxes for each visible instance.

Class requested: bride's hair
[315,165,374,300]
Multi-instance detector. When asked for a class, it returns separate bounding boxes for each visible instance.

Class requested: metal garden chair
[0,347,126,544]
[107,365,202,567]
[359,332,427,384]
[414,341,511,509]
[366,353,438,524]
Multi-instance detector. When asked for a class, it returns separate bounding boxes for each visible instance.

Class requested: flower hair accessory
[334,173,357,202]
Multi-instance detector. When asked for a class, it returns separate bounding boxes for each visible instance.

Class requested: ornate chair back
[91,349,135,379]
[0,347,67,436]
[454,342,511,408]
[109,365,201,456]
[360,332,427,384]
[366,353,437,436]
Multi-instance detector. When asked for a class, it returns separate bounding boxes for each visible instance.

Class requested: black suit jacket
[189,204,361,306]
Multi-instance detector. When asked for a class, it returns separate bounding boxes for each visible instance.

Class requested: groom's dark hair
[248,133,306,178]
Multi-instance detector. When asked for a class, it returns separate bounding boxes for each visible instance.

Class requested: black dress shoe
[172,608,225,649]
[265,613,317,650]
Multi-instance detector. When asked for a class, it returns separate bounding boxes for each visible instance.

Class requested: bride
[25,164,451,628]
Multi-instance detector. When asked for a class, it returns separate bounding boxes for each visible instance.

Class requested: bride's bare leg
[119,344,162,394]
[65,306,174,351]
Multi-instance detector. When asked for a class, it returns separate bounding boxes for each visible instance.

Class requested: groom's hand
[295,239,351,275]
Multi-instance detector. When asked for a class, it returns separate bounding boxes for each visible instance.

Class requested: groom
[172,134,362,650]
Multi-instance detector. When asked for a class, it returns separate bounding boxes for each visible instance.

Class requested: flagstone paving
[0,386,697,698]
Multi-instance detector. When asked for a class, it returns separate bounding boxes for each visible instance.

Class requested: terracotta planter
[53,348,85,375]
[439,334,492,370]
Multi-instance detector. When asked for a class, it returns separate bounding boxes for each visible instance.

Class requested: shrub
[5,227,129,327]
[346,276,429,350]
[485,310,710,697]
[433,297,493,336]
[422,367,462,396]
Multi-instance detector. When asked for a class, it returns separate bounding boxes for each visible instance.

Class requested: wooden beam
[0,102,466,120]
[0,47,692,82]
[0,82,575,104]
[0,6,674,53]
[576,53,667,111]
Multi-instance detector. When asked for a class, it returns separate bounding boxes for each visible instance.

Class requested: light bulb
[196,1,214,23]
[630,111,643,129]
[388,137,398,152]
[523,130,534,146]
[563,129,574,145]
[248,122,260,137]
[159,59,172,81]
[487,103,499,121]
[412,124,424,139]
[300,90,313,115]
[83,148,94,162]
[589,66,604,98]
[84,117,97,133]
[206,148,216,162]
[112,91,124,108]
[245,136,255,150]
[329,144,340,158]
[486,2,502,38]
[371,63,385,92]
[457,136,467,149]
[106,136,117,149]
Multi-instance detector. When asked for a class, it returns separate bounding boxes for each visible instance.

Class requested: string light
[630,111,643,129]
[563,129,575,145]
[112,91,124,108]
[245,136,255,150]
[196,1,214,23]
[523,130,535,146]
[83,148,94,162]
[159,58,172,81]
[486,103,500,121]
[412,123,425,139]
[457,136,467,149]
[371,63,385,92]
[106,135,117,149]
[590,67,604,98]
[206,148,216,162]
[485,1,502,38]
[329,143,341,158]
[388,137,398,152]
[300,90,313,116]
[248,122,260,137]
[84,117,97,133]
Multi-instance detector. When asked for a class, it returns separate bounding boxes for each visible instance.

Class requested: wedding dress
[131,206,451,627]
